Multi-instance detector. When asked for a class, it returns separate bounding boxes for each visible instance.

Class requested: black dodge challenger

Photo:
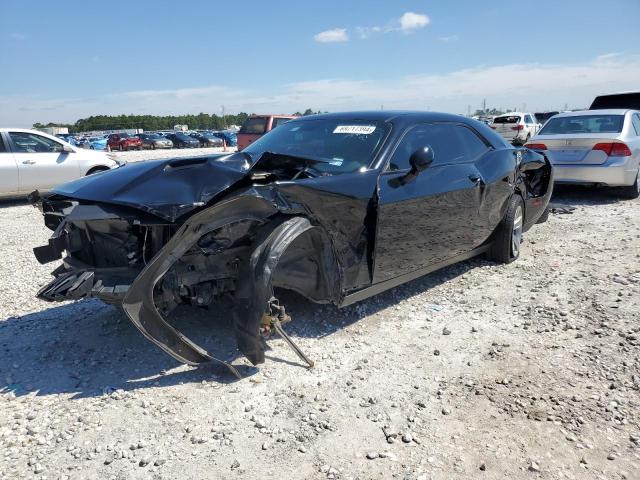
[32,111,553,376]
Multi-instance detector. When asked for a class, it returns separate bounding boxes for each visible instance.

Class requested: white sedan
[0,128,121,198]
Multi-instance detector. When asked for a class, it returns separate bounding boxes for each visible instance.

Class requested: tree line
[33,109,325,133]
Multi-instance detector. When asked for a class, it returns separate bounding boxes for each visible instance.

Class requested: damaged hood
[50,154,251,222]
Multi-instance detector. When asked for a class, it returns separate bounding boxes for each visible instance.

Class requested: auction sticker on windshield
[333,125,376,134]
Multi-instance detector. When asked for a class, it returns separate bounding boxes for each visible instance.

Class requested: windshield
[493,116,521,124]
[173,133,191,140]
[243,118,388,174]
[239,117,268,134]
[539,115,624,134]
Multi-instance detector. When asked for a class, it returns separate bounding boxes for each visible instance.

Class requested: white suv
[491,112,541,145]
[0,128,121,199]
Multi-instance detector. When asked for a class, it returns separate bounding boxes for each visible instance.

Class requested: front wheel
[616,172,640,199]
[487,195,524,264]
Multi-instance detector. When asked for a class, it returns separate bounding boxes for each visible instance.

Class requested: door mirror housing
[62,144,74,153]
[409,146,434,173]
[390,145,435,187]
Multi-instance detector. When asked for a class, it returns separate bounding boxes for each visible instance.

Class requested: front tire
[617,171,640,199]
[487,195,524,264]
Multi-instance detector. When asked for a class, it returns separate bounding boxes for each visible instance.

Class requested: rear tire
[617,172,640,199]
[487,195,524,264]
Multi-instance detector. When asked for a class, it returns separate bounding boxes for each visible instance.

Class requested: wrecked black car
[32,111,553,376]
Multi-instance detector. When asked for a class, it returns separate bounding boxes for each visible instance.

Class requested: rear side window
[272,117,292,129]
[240,117,268,134]
[493,116,521,124]
[0,135,6,152]
[524,115,534,124]
[539,115,624,135]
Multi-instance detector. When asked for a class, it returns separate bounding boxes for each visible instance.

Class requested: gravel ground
[109,145,237,163]
[0,184,639,480]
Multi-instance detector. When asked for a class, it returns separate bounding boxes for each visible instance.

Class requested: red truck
[237,115,297,150]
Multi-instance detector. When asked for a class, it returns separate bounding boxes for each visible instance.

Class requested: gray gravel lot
[0,179,639,479]
[110,145,237,163]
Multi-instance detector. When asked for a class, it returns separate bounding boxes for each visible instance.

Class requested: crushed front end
[33,194,172,305]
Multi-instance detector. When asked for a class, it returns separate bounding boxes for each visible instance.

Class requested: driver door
[0,133,20,196]
[373,123,489,283]
[8,131,80,192]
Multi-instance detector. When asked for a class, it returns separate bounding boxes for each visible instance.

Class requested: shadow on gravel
[0,257,480,399]
[0,198,30,209]
[551,184,631,206]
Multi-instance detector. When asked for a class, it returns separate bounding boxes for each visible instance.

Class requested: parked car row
[53,129,237,152]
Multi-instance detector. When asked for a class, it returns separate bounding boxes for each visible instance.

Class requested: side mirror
[391,146,435,187]
[62,144,74,153]
[409,145,434,173]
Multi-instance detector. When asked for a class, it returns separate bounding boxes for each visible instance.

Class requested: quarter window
[525,115,534,124]
[455,126,491,160]
[388,123,489,171]
[632,114,640,136]
[9,132,64,153]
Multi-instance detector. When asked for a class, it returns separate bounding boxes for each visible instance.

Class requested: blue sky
[1,0,639,126]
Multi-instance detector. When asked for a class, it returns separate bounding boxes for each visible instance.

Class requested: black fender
[233,216,342,365]
[121,194,278,376]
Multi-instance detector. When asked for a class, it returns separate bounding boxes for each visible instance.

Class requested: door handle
[22,160,36,165]
[468,174,483,184]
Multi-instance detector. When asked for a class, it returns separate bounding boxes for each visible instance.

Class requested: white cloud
[314,28,348,43]
[399,12,430,33]
[355,11,430,38]
[2,54,639,127]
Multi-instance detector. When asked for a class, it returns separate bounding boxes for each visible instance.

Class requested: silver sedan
[526,109,640,198]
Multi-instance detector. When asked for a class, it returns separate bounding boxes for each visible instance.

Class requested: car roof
[289,110,472,125]
[549,109,635,118]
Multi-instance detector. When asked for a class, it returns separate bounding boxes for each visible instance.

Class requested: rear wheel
[487,195,524,264]
[617,171,640,199]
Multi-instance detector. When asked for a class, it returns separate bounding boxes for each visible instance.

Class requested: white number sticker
[333,125,376,135]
